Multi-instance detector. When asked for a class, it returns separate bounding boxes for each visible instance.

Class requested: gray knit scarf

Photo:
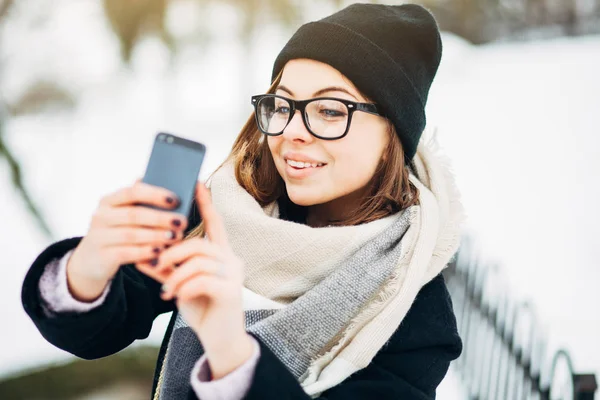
[158,209,411,399]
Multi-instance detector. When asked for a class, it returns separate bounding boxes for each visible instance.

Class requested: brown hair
[187,72,419,237]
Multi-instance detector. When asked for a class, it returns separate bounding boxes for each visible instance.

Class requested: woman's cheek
[347,157,377,193]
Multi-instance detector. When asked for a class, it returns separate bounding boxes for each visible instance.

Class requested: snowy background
[1,1,598,398]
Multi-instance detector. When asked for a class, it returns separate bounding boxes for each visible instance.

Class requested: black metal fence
[443,236,597,400]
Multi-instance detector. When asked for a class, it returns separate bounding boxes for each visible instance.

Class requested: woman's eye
[320,108,346,118]
[274,106,290,114]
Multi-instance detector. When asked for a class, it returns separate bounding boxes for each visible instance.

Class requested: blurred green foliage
[102,0,308,62]
[0,346,159,400]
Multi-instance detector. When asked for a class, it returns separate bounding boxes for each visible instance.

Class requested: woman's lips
[283,158,326,179]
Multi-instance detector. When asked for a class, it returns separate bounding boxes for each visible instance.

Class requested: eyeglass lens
[256,96,349,138]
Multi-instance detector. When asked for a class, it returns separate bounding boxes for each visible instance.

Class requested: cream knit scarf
[156,129,465,399]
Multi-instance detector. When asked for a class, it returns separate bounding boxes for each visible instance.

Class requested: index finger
[101,181,179,210]
[196,183,229,248]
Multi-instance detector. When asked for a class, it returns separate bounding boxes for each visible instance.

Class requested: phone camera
[167,137,174,144]
[158,134,165,141]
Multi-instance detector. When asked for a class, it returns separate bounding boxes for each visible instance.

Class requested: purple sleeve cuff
[190,336,261,400]
[38,249,112,316]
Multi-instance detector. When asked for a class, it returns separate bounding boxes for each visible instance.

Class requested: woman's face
[267,59,389,217]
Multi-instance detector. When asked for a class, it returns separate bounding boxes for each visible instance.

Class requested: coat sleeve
[21,236,176,359]
[242,274,462,400]
[38,248,112,315]
[21,205,202,360]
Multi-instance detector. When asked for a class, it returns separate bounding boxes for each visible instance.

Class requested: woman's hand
[136,183,255,379]
[67,180,188,302]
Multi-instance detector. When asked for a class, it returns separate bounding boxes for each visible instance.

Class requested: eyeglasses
[251,94,385,140]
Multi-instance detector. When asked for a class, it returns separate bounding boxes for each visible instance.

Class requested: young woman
[22,3,465,399]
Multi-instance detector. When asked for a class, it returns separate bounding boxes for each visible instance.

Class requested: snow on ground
[427,33,600,377]
[1,2,599,397]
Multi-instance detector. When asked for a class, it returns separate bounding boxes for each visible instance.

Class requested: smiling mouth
[285,158,326,169]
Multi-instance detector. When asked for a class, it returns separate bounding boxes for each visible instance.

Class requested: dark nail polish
[150,258,158,267]
[171,219,181,227]
[166,196,174,204]
[153,247,160,254]
[174,263,181,268]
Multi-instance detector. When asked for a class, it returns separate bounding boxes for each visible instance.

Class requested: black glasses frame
[251,94,385,140]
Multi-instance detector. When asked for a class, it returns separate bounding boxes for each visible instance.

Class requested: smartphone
[141,132,206,219]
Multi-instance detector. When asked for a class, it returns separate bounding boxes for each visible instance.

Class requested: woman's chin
[287,195,318,207]
[286,188,326,207]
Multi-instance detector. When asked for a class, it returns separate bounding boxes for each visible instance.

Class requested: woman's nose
[282,110,313,142]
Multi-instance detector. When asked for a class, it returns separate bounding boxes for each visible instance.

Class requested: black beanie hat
[271,3,442,162]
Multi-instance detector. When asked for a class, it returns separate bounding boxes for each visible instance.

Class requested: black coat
[21,209,462,399]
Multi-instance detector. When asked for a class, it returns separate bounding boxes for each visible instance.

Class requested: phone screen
[141,132,206,218]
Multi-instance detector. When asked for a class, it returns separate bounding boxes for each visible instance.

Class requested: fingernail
[171,219,181,227]
[174,262,181,268]
[161,284,168,293]
[166,230,176,240]
[150,258,158,267]
[166,196,180,206]
[153,247,160,254]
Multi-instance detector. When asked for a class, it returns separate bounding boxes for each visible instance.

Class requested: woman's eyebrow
[276,85,359,100]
